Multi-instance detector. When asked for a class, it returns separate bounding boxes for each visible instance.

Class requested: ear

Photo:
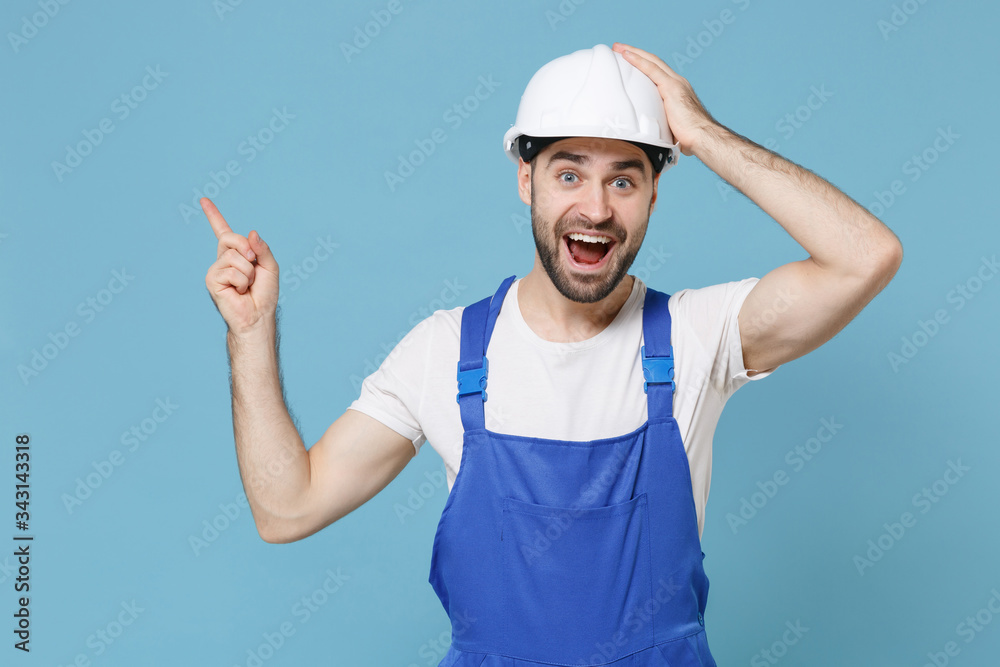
[517,158,532,206]
[649,171,660,213]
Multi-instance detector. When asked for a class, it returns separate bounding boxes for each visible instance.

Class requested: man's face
[518,137,660,303]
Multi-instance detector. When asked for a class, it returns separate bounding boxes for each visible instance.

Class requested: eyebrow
[546,151,647,177]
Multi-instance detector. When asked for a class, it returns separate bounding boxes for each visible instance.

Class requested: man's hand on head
[613,42,720,157]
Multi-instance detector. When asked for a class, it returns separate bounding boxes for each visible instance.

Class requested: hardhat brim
[504,127,677,174]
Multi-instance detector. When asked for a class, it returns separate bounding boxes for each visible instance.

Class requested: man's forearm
[694,123,901,274]
[226,317,310,535]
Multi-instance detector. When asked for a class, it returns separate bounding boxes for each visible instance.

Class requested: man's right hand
[200,196,417,543]
[202,197,280,335]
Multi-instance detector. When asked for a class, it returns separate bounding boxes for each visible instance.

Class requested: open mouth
[563,232,615,270]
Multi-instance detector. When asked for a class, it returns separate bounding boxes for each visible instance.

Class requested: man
[202,43,901,665]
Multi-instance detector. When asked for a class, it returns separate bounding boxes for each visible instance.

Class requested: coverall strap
[641,286,675,421]
[457,275,516,432]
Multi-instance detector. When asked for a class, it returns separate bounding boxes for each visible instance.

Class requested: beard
[530,187,650,304]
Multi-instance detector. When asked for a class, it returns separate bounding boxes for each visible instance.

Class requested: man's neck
[517,266,635,343]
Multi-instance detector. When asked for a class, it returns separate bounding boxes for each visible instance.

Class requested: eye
[612,177,633,189]
[558,171,578,184]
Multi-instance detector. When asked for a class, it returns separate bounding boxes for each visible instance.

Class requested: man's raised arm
[202,198,415,544]
[615,43,903,374]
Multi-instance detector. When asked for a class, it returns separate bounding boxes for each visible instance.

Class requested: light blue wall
[2,0,998,664]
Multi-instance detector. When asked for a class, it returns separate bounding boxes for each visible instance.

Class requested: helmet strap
[517,135,670,173]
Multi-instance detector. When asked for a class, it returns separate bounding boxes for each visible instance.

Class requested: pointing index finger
[200,197,232,239]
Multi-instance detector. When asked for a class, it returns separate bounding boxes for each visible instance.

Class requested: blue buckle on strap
[456,356,489,402]
[641,345,674,393]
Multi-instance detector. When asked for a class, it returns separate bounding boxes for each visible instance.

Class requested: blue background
[2,0,998,664]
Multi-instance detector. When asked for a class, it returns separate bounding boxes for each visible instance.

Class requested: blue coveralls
[429,275,718,666]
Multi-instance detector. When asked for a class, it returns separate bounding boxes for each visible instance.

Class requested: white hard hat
[503,43,680,174]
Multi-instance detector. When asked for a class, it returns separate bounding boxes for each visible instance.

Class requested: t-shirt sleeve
[346,316,434,456]
[673,277,779,399]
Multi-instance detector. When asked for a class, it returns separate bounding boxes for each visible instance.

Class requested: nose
[576,178,612,224]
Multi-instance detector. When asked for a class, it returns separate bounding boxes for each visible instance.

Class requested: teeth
[567,232,612,244]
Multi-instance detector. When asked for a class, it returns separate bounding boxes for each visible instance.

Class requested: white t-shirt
[347,275,778,538]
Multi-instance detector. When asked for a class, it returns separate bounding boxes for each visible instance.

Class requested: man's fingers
[206,261,250,295]
[209,250,255,289]
[617,49,670,88]
[613,42,681,81]
[613,42,669,71]
[217,232,257,263]
[619,49,669,82]
[218,266,251,294]
[201,199,275,275]
[201,197,232,239]
[247,230,278,273]
[221,247,256,278]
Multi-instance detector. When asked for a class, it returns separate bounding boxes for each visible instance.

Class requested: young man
[202,43,901,665]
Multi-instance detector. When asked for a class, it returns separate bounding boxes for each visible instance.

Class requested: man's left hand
[613,42,718,157]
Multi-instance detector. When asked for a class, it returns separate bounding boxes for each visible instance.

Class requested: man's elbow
[254,513,310,544]
[862,235,903,289]
[254,510,341,544]
[879,236,904,278]
[257,523,295,544]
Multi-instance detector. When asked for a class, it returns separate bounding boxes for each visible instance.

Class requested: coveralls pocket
[500,492,654,664]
